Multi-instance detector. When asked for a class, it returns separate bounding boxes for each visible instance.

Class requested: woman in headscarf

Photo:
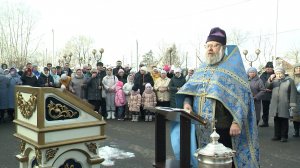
[6,68,22,121]
[247,67,265,125]
[168,68,186,108]
[70,67,86,99]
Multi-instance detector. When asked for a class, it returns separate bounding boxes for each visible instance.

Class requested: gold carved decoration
[16,92,37,119]
[20,140,26,153]
[45,148,59,163]
[35,148,42,164]
[47,101,78,119]
[85,142,97,154]
[64,163,75,168]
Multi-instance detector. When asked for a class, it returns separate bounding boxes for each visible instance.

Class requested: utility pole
[186,52,188,72]
[52,29,55,65]
[274,0,279,66]
[136,40,139,71]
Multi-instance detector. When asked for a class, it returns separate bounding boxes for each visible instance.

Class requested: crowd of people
[0,60,195,123]
[0,26,300,168]
[248,62,300,142]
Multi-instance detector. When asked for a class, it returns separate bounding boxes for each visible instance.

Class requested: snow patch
[98,146,135,166]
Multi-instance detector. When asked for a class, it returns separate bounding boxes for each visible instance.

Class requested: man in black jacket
[259,62,274,127]
[96,62,107,118]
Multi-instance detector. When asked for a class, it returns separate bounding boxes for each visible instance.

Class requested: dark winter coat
[169,75,186,107]
[21,74,38,87]
[0,73,9,109]
[86,76,102,100]
[249,75,265,121]
[134,71,154,95]
[260,71,274,100]
[37,73,54,87]
[266,77,297,118]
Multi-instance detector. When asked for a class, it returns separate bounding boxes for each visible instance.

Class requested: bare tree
[62,35,94,66]
[285,45,300,64]
[161,43,182,67]
[0,1,39,67]
[141,50,158,67]
[227,28,249,46]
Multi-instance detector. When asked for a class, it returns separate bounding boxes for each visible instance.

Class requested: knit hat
[116,81,123,87]
[43,67,49,71]
[130,69,137,74]
[139,63,145,67]
[206,27,227,45]
[163,65,171,72]
[10,67,17,72]
[61,74,68,80]
[247,67,257,74]
[90,68,98,73]
[265,62,274,68]
[145,83,152,89]
[75,66,81,71]
[106,65,113,70]
[140,66,147,72]
[153,68,159,72]
[132,84,139,91]
[294,63,300,68]
[118,69,124,73]
[160,70,167,74]
[274,67,285,73]
[174,68,181,73]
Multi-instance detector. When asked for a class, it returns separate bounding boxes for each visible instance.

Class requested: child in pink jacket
[115,81,126,120]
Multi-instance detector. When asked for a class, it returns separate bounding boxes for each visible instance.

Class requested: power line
[247,28,300,39]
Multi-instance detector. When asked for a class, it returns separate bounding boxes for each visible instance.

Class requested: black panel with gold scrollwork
[59,159,82,168]
[45,97,79,121]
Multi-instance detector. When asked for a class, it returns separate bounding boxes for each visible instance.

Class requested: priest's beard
[204,47,224,65]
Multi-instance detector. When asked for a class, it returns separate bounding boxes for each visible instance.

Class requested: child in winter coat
[115,81,126,120]
[123,74,134,120]
[128,85,141,122]
[142,83,157,122]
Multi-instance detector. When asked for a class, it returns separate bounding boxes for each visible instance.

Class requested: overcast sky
[20,0,300,68]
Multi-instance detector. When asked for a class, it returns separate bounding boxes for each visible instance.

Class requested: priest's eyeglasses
[204,43,221,49]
